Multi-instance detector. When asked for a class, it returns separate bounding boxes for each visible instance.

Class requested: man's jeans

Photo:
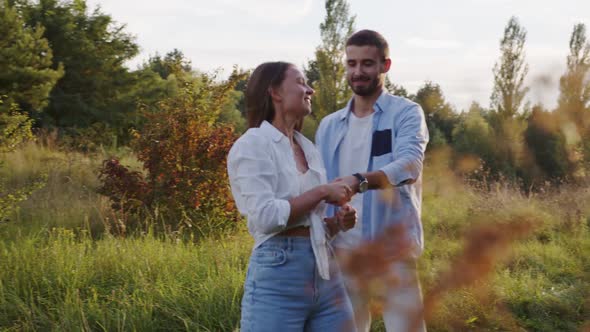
[338,249,427,332]
[240,237,356,332]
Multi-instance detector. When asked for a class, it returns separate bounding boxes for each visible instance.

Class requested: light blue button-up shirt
[315,91,429,257]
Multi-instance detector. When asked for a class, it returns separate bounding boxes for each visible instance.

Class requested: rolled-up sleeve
[227,135,291,234]
[380,105,429,187]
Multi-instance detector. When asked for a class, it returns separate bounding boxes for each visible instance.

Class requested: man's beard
[348,76,382,97]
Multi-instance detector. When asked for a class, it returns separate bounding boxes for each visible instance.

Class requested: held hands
[333,175,360,194]
[322,182,353,206]
[323,175,363,206]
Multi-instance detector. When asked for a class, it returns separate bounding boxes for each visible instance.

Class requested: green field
[1,144,589,331]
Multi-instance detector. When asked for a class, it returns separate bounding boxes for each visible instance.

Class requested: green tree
[16,0,139,135]
[0,2,52,219]
[490,16,529,119]
[384,76,409,98]
[487,16,530,179]
[303,59,320,89]
[307,0,355,123]
[145,49,193,80]
[558,23,590,119]
[0,0,63,113]
[217,67,249,133]
[557,23,590,169]
[452,103,495,169]
[523,105,574,185]
[413,81,457,147]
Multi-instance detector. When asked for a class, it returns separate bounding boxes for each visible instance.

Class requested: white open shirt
[227,121,332,279]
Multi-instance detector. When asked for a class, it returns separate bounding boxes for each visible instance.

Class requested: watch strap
[352,173,365,182]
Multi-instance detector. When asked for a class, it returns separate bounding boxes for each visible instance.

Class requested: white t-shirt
[294,170,314,227]
[333,112,373,249]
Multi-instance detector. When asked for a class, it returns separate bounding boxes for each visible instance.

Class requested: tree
[487,16,530,179]
[558,23,590,119]
[523,105,574,185]
[307,0,355,123]
[0,0,63,113]
[217,67,249,133]
[557,23,590,172]
[557,23,590,169]
[452,104,495,172]
[15,0,139,136]
[0,2,54,220]
[413,81,457,147]
[384,76,409,98]
[145,49,193,80]
[490,16,529,119]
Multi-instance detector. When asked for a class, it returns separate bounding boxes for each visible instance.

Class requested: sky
[86,0,589,112]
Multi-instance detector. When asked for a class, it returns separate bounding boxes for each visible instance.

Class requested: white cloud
[217,0,314,24]
[405,37,463,50]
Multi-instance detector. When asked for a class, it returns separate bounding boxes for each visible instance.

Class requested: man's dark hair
[346,29,390,60]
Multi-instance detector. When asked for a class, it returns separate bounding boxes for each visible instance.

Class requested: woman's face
[273,66,314,118]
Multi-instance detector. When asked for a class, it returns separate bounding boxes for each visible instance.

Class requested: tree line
[303,1,590,189]
[1,0,589,209]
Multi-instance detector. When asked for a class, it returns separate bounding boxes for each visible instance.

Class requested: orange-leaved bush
[98,73,244,235]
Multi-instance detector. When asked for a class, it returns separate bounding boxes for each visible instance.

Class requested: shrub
[98,75,241,236]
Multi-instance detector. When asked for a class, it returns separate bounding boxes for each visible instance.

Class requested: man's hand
[333,175,360,193]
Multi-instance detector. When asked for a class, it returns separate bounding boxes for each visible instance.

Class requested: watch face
[359,180,369,193]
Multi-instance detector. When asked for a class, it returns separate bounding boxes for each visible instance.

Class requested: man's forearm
[365,170,391,190]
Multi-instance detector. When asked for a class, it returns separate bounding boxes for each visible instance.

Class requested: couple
[227,30,429,332]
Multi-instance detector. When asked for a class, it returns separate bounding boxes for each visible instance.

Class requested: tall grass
[1,143,139,235]
[1,143,589,331]
[0,227,251,331]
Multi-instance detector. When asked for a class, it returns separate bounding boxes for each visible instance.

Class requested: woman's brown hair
[246,61,302,130]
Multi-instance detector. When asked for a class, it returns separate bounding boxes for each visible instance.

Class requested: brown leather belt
[277,225,310,237]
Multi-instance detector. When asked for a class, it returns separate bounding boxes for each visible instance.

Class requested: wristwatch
[352,173,369,193]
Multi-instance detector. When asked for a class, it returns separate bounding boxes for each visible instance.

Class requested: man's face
[345,45,390,97]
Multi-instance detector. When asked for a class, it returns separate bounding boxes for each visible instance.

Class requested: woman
[227,62,357,331]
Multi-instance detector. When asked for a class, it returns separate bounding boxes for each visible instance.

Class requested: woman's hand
[324,204,357,237]
[336,204,356,232]
[322,182,353,206]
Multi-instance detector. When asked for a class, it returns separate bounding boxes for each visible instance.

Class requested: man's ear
[382,58,392,73]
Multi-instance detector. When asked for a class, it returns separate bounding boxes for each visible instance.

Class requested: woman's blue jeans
[240,236,356,332]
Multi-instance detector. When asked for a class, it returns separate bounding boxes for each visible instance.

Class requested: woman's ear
[268,86,282,103]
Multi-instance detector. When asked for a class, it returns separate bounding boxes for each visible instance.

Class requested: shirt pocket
[371,129,394,170]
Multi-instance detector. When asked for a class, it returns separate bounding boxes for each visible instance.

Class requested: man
[315,29,429,332]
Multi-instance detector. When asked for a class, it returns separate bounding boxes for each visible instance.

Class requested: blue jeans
[240,237,356,332]
[336,248,426,332]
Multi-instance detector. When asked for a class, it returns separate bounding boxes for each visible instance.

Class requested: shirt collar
[259,120,285,142]
[259,120,315,155]
[340,89,387,121]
